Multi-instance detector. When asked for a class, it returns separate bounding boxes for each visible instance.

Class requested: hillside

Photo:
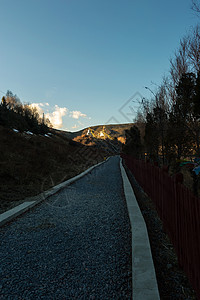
[0,122,135,214]
[0,126,108,213]
[56,123,134,143]
[54,123,134,155]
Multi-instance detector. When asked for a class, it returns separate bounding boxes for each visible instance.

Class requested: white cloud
[29,103,68,129]
[46,105,68,129]
[28,102,88,130]
[72,124,78,129]
[70,110,87,119]
[29,103,46,115]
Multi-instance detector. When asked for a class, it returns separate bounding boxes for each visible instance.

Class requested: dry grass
[0,126,108,214]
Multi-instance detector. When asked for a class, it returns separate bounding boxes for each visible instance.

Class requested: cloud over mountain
[70,110,87,119]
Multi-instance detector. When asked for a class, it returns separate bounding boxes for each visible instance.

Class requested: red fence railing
[121,153,200,299]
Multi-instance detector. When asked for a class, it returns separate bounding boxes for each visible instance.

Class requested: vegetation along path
[0,156,132,299]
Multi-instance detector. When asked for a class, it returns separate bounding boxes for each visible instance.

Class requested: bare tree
[170,37,189,88]
[191,0,200,13]
[5,90,21,111]
[187,25,200,72]
[162,75,177,107]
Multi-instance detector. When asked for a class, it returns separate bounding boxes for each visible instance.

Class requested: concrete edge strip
[120,158,160,300]
[0,157,111,227]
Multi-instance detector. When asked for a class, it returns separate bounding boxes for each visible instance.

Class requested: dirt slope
[0,126,108,213]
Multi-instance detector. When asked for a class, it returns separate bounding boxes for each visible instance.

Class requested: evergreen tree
[123,125,143,158]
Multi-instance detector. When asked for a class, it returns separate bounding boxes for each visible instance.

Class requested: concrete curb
[120,158,160,300]
[0,157,111,227]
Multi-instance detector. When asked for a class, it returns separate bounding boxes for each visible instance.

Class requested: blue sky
[0,0,198,131]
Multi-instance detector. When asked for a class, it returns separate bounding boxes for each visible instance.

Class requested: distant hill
[55,123,134,141]
[53,123,134,154]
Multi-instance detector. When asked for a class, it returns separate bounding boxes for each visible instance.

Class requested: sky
[0,0,199,131]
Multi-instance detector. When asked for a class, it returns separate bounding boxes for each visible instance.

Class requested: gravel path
[0,156,132,299]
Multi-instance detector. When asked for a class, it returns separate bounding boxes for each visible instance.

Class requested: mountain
[54,123,134,155]
[55,123,134,143]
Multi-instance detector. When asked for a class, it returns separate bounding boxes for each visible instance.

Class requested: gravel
[0,156,132,299]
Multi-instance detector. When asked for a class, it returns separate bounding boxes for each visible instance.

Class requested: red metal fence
[121,153,200,299]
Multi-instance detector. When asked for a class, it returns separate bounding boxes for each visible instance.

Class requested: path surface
[0,156,132,299]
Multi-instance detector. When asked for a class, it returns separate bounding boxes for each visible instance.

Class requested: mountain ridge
[54,123,134,141]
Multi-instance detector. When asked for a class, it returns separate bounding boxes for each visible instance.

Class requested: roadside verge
[120,158,160,300]
[0,157,110,227]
